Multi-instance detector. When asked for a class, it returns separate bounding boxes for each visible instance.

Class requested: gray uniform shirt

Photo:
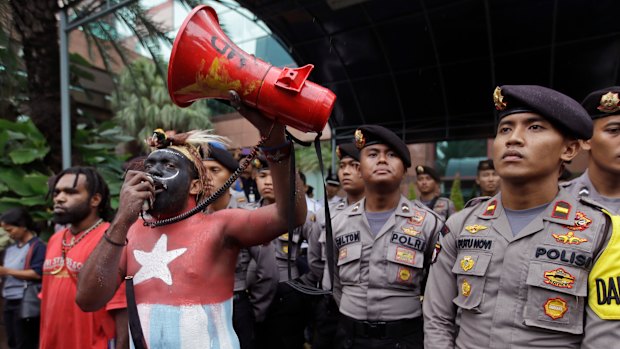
[423,189,614,349]
[332,196,443,321]
[418,197,457,221]
[563,170,620,214]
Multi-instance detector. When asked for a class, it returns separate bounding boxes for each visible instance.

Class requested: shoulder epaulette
[579,196,611,213]
[464,196,491,208]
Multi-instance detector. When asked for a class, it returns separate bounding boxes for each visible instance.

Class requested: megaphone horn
[168,5,337,133]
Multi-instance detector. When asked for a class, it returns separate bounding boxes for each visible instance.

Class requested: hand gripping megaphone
[168,5,337,133]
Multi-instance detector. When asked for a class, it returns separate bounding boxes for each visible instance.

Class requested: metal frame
[59,0,136,169]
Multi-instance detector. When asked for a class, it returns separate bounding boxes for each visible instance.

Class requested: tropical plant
[294,140,333,174]
[112,58,214,145]
[450,173,465,211]
[408,181,417,201]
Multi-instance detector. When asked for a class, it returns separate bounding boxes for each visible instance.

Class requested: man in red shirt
[76,105,307,348]
[42,166,128,349]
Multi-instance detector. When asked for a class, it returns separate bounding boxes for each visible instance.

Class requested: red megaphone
[168,5,336,133]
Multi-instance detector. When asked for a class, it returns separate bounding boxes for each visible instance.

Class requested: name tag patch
[457,238,492,250]
[336,231,360,248]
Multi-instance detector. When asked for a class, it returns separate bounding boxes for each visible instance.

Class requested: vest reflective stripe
[588,210,620,319]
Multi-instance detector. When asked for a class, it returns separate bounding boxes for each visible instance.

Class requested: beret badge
[336,145,342,159]
[597,92,620,114]
[252,158,262,169]
[354,129,366,149]
[416,165,424,174]
[493,86,507,111]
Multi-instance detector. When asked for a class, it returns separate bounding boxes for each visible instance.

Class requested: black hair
[47,166,114,221]
[0,207,38,233]
[299,171,307,185]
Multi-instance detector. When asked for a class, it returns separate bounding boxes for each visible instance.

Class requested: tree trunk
[10,0,62,172]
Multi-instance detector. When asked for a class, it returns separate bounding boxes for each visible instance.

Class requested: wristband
[103,230,128,247]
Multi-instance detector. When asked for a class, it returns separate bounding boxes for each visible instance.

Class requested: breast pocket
[523,261,587,334]
[337,243,362,285]
[451,253,492,312]
[385,244,424,290]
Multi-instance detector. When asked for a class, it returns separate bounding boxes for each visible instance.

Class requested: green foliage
[436,140,486,176]
[112,58,214,145]
[408,181,417,200]
[294,141,333,174]
[450,173,465,212]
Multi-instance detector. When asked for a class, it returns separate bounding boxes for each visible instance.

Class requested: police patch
[465,224,488,234]
[431,243,441,264]
[390,232,426,251]
[544,297,568,320]
[460,256,475,271]
[396,267,412,284]
[551,231,587,245]
[395,247,416,265]
[402,226,421,236]
[544,268,575,289]
[534,247,593,268]
[563,211,592,231]
[440,225,450,236]
[408,210,426,226]
[339,248,347,260]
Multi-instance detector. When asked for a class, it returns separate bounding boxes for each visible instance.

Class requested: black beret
[354,125,411,168]
[581,86,620,119]
[336,143,360,162]
[252,156,269,171]
[415,165,440,182]
[326,174,340,186]
[203,144,238,173]
[477,159,494,172]
[493,85,592,140]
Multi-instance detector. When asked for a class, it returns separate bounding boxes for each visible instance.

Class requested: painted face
[476,169,500,196]
[255,169,274,202]
[52,174,93,225]
[144,149,197,215]
[584,115,620,175]
[493,112,571,183]
[203,160,232,196]
[359,144,405,190]
[416,174,438,195]
[338,157,364,195]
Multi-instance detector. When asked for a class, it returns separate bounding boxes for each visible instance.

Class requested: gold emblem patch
[598,92,620,113]
[544,268,575,289]
[402,226,421,236]
[552,231,588,245]
[336,145,342,159]
[354,129,365,149]
[282,245,288,254]
[395,247,416,265]
[408,210,426,226]
[398,267,412,283]
[462,279,471,297]
[493,86,507,110]
[460,256,475,272]
[563,211,592,231]
[465,224,488,234]
[544,298,568,320]
[339,248,347,260]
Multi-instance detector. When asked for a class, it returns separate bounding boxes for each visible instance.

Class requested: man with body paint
[76,103,307,348]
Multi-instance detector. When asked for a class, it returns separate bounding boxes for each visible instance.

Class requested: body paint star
[133,234,187,286]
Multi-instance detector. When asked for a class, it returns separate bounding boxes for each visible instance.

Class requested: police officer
[475,159,500,198]
[250,157,320,349]
[562,86,620,214]
[424,85,619,348]
[326,173,343,205]
[332,125,443,349]
[415,165,456,220]
[202,144,278,349]
[312,142,365,349]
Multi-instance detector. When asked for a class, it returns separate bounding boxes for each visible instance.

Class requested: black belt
[233,290,249,301]
[339,314,422,339]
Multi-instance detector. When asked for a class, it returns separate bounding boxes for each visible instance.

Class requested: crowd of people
[0,84,618,349]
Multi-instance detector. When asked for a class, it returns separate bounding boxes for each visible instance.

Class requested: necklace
[52,218,103,276]
[61,218,103,250]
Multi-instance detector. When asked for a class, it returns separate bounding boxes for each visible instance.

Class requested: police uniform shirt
[563,170,620,214]
[332,196,443,321]
[423,188,614,349]
[418,197,456,220]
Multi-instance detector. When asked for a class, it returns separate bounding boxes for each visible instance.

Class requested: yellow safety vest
[588,210,620,319]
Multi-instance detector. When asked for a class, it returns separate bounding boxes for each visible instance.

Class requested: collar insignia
[401,204,410,212]
[551,201,571,220]
[598,92,620,113]
[493,87,507,111]
[465,224,488,234]
[483,200,497,216]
